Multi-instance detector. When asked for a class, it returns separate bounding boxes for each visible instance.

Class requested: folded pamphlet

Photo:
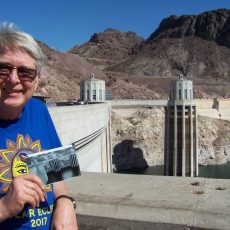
[20,145,81,184]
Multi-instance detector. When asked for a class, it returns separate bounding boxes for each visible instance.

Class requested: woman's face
[0,48,39,111]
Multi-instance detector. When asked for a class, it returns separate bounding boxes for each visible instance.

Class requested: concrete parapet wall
[109,99,230,110]
[196,99,230,109]
[195,99,215,109]
[66,172,230,230]
[110,99,201,109]
[218,99,230,109]
[109,99,168,107]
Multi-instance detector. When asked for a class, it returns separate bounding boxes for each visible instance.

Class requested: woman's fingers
[9,174,46,209]
[24,181,45,205]
[21,174,44,189]
[24,185,40,207]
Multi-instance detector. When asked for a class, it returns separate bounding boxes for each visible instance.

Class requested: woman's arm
[51,181,78,230]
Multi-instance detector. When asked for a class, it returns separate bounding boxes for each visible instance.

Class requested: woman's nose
[7,69,20,84]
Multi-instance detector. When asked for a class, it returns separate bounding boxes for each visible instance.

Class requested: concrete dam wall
[48,103,112,173]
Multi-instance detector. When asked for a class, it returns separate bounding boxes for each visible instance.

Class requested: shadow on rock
[112,140,148,170]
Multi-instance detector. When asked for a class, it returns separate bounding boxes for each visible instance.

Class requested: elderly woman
[0,23,78,229]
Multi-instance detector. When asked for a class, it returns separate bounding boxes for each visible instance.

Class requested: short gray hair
[0,22,46,74]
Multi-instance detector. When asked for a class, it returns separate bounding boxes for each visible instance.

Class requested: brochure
[19,145,81,184]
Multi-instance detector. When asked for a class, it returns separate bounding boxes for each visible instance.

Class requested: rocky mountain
[36,8,230,101]
[69,28,144,70]
[148,8,230,48]
[122,8,230,80]
[68,8,230,99]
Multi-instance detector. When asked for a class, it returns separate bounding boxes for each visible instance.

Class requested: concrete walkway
[65,172,230,230]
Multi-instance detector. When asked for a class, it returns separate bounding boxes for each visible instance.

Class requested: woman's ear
[34,77,39,91]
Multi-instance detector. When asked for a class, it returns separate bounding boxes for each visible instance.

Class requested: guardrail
[72,126,106,152]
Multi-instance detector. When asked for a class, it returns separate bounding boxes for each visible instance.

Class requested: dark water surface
[115,161,230,179]
[198,161,230,179]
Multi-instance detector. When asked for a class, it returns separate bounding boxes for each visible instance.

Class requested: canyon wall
[111,107,230,170]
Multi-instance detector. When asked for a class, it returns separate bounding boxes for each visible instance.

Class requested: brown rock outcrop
[148,9,230,48]
[69,28,144,70]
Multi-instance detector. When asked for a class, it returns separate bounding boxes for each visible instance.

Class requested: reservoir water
[115,161,230,179]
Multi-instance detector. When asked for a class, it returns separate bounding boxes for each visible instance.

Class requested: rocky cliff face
[198,115,230,165]
[148,9,230,48]
[108,36,230,82]
[111,107,230,170]
[112,108,165,169]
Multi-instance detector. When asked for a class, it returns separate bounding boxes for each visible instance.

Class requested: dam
[47,98,230,230]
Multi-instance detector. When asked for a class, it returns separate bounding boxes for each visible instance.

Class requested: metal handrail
[72,126,106,152]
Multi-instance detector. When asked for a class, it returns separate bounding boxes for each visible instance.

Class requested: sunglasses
[0,62,38,81]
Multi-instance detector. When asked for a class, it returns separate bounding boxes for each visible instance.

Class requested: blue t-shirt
[0,98,62,229]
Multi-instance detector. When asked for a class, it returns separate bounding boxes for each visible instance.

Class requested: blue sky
[1,0,229,51]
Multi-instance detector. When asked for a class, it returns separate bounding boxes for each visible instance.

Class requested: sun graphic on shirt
[0,134,42,193]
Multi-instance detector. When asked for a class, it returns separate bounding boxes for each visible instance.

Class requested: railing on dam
[72,126,106,151]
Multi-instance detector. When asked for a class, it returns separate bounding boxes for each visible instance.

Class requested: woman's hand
[0,174,46,222]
